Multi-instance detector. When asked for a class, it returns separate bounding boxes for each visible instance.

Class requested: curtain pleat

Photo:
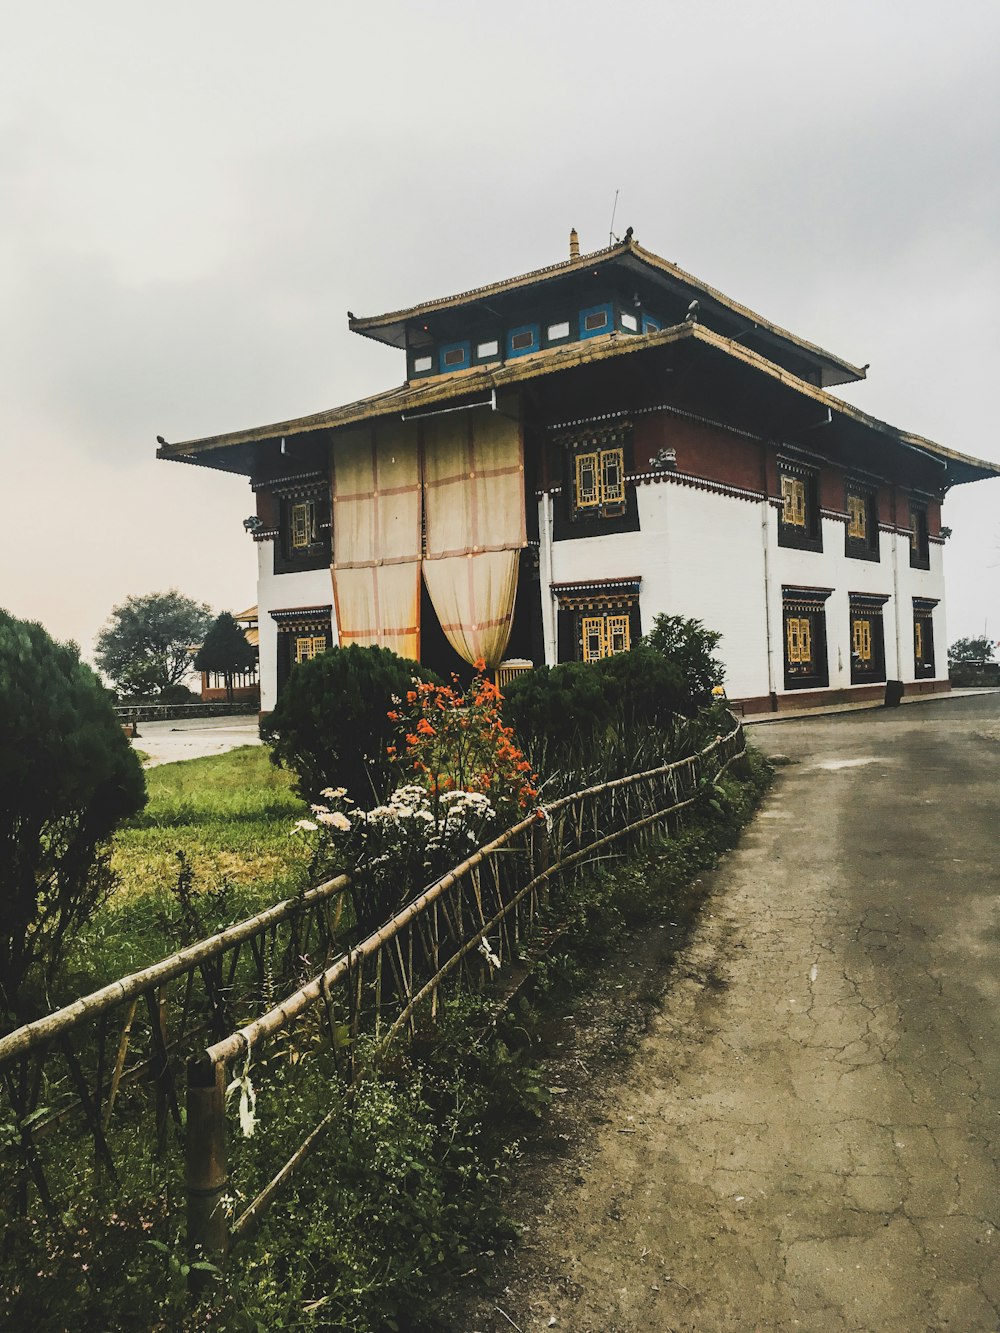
[331,422,422,662]
[422,549,520,669]
[421,408,525,667]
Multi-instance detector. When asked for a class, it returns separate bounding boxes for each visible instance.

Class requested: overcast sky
[2,0,998,661]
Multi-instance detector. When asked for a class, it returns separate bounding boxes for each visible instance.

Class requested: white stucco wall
[541,482,949,702]
[544,481,772,699]
[256,545,336,712]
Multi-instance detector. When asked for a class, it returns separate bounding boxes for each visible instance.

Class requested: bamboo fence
[0,714,745,1263]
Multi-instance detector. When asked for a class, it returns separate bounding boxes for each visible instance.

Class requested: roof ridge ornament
[569,228,580,260]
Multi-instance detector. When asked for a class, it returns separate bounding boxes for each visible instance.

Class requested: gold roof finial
[569,228,580,260]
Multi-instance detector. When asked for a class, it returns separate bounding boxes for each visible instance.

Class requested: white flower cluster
[292,780,498,884]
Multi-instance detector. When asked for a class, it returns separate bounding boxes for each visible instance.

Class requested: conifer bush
[0,610,146,1025]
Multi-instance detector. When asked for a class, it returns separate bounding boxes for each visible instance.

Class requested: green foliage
[261,644,440,805]
[0,737,771,1331]
[194,611,257,702]
[0,610,147,1024]
[94,589,212,696]
[71,747,310,989]
[502,646,690,790]
[643,612,725,705]
[948,635,996,663]
[158,682,199,705]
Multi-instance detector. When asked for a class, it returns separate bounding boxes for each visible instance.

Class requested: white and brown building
[159,231,1000,713]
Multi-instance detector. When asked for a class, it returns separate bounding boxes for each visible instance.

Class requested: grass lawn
[65,746,312,990]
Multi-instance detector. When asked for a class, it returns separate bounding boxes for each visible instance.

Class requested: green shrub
[0,610,147,1025]
[643,612,724,707]
[502,645,687,786]
[158,682,199,705]
[260,644,439,805]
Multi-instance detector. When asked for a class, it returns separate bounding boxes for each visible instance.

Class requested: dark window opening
[914,612,935,677]
[274,493,331,574]
[909,504,930,569]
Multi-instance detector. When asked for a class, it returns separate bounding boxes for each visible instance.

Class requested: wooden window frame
[782,591,830,689]
[273,608,333,695]
[294,634,328,664]
[909,503,930,570]
[580,609,632,662]
[274,490,331,574]
[914,611,935,678]
[849,598,887,684]
[572,445,626,518]
[845,483,880,562]
[290,501,316,551]
[777,463,822,552]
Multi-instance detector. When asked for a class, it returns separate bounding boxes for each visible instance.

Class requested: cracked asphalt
[475,694,1000,1332]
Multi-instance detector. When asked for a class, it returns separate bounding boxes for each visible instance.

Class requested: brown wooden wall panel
[633,414,762,491]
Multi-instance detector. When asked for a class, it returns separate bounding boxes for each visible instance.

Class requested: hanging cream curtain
[331,422,421,661]
[422,408,525,668]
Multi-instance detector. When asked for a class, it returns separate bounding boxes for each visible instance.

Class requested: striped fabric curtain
[331,422,422,662]
[421,408,526,668]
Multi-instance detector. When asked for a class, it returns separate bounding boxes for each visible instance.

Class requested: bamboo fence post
[185,1055,229,1284]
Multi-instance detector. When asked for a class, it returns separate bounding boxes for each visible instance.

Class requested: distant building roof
[348,234,868,389]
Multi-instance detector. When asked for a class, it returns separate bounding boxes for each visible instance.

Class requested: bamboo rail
[0,716,745,1259]
[186,717,746,1260]
[0,874,352,1210]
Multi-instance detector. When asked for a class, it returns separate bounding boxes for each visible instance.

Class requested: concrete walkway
[481,693,1000,1331]
[130,713,261,767]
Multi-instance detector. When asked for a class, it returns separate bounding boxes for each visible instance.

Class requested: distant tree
[194,612,257,703]
[0,610,146,1024]
[94,590,212,697]
[948,636,996,663]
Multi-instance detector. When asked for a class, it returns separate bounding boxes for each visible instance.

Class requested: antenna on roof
[609,188,620,246]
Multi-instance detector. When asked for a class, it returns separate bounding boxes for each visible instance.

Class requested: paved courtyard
[130,713,261,767]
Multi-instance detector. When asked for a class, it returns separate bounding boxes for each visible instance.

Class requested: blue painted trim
[641,313,662,334]
[579,303,613,340]
[438,340,471,373]
[507,323,541,358]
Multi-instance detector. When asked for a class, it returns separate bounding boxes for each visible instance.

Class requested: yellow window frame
[852,618,872,662]
[781,476,807,528]
[581,611,631,662]
[786,616,812,666]
[294,635,327,664]
[847,493,867,540]
[574,445,626,512]
[581,616,605,662]
[290,501,315,550]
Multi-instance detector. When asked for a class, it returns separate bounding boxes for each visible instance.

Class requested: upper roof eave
[158,320,1000,485]
[347,237,868,387]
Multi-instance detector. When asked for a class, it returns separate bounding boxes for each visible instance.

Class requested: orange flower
[416,718,436,736]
